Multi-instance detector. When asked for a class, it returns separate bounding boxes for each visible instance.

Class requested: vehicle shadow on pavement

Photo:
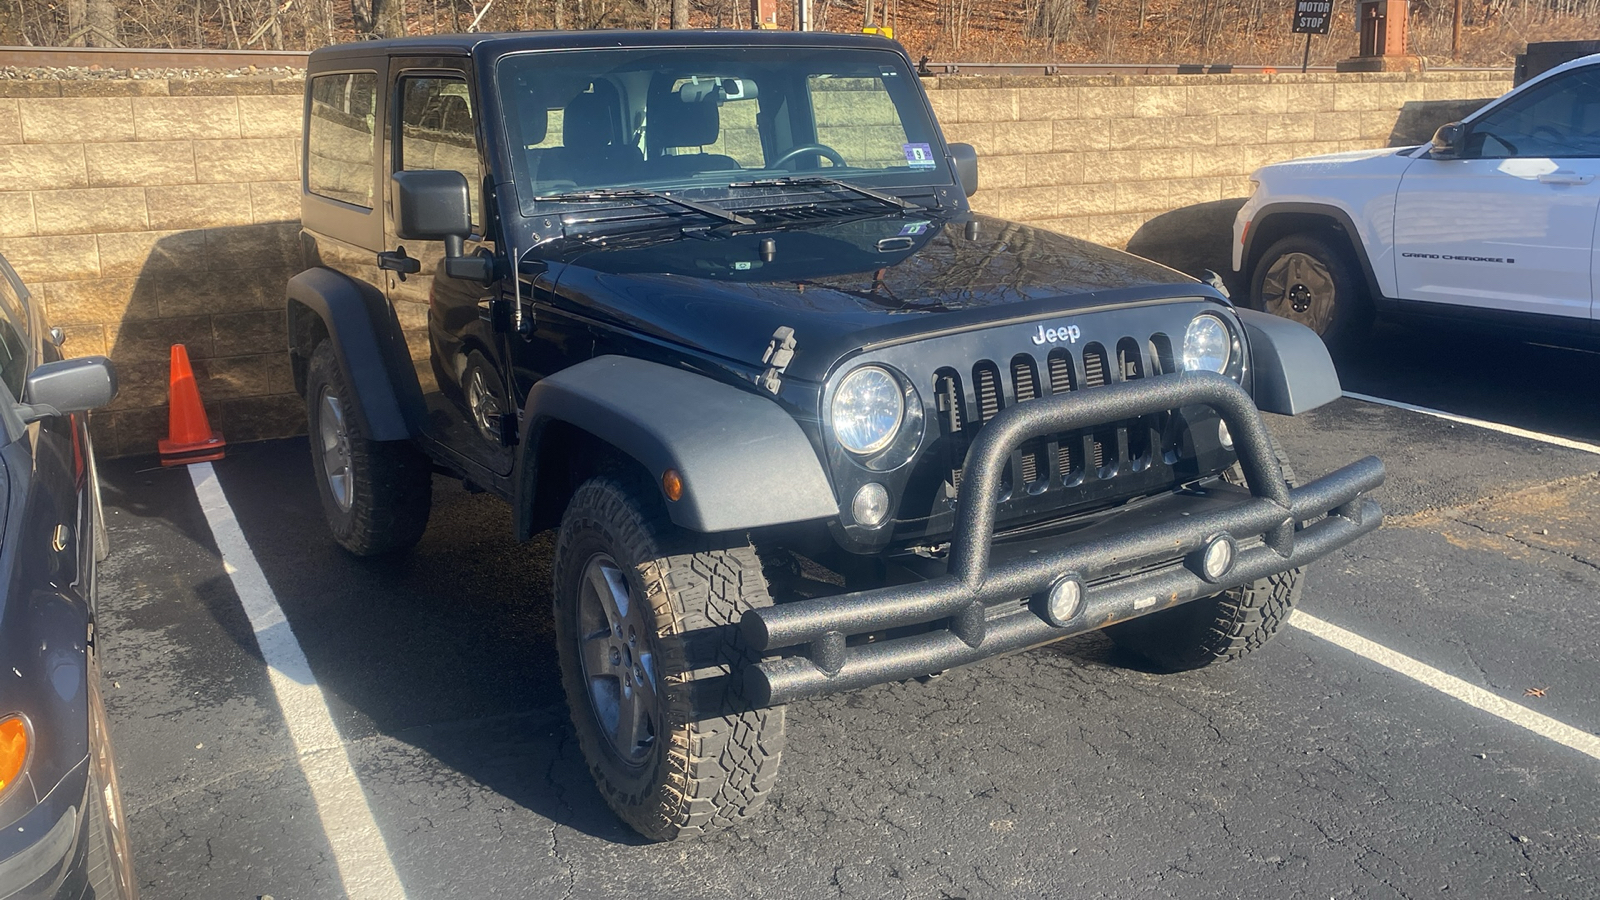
[1329,319,1600,444]
[171,439,655,844]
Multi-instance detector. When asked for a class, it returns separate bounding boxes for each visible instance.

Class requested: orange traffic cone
[158,344,226,466]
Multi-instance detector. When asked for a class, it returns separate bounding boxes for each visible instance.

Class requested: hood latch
[759,326,797,394]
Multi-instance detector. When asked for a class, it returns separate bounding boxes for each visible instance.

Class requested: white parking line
[188,462,409,900]
[1291,611,1600,763]
[1343,391,1600,455]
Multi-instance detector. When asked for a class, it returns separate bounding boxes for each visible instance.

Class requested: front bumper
[0,757,90,900]
[742,371,1384,706]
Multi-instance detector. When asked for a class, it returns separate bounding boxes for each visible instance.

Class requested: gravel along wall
[0,69,1509,456]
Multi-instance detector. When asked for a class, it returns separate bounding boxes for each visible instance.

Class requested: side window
[1467,67,1600,159]
[398,75,482,226]
[807,74,910,169]
[306,72,378,208]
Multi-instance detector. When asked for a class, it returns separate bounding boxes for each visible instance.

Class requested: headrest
[563,90,617,150]
[512,92,548,147]
[652,97,720,149]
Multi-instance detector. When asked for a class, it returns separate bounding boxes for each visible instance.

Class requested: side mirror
[948,142,979,197]
[22,356,117,422]
[1429,122,1465,159]
[391,170,493,282]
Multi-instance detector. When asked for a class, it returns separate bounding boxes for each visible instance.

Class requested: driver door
[385,63,514,476]
[1393,64,1600,321]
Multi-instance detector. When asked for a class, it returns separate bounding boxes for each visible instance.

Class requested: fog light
[852,483,890,528]
[1218,419,1233,450]
[1200,534,1237,582]
[1045,574,1085,626]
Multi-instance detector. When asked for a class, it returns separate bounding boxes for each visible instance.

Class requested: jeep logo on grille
[1031,323,1081,346]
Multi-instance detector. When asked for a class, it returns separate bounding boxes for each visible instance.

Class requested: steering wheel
[770,142,848,169]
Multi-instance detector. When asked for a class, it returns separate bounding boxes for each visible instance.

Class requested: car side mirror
[948,142,979,197]
[21,356,117,422]
[1429,122,1465,160]
[391,170,494,282]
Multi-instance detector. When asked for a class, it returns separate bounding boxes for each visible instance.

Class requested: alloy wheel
[1260,251,1337,335]
[466,366,502,443]
[317,388,354,513]
[575,553,658,766]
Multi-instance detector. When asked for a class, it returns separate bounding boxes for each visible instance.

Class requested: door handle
[377,248,422,281]
[1537,172,1596,185]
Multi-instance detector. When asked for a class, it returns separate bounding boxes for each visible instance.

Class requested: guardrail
[0,46,311,69]
[0,44,1511,76]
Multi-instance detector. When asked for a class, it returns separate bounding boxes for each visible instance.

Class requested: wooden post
[1452,0,1463,59]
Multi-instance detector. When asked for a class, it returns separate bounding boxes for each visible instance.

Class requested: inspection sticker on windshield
[902,143,936,169]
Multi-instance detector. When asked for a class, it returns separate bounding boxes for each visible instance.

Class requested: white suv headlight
[1181,314,1232,373]
[832,366,905,456]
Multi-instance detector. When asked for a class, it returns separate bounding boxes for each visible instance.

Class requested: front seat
[647,95,741,178]
[544,86,642,187]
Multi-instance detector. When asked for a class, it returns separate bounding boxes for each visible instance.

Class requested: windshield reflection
[496,46,951,214]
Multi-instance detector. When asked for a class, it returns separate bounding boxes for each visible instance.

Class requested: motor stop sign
[1294,0,1333,33]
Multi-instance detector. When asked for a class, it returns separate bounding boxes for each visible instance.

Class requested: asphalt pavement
[93,318,1600,900]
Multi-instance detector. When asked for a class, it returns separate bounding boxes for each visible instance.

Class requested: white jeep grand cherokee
[1233,53,1600,346]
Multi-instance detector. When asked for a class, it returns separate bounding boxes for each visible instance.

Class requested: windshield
[495,46,951,215]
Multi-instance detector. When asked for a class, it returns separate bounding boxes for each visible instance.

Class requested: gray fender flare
[286,267,423,442]
[515,356,839,534]
[1238,308,1342,415]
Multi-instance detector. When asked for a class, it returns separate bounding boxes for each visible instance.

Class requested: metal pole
[797,0,809,30]
[1302,31,1312,72]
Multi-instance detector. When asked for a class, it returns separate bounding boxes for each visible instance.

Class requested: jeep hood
[537,213,1205,382]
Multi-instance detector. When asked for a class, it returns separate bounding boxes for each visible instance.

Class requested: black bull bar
[742,371,1385,707]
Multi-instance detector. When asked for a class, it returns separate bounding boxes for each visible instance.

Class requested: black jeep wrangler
[288,31,1385,840]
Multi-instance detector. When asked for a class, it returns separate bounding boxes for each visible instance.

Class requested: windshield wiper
[728,176,921,211]
[534,188,754,226]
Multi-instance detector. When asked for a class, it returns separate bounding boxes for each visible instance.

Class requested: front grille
[935,332,1183,504]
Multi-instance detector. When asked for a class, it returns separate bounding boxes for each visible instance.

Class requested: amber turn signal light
[661,469,684,502]
[0,716,27,796]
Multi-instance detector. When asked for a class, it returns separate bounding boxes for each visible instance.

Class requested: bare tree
[353,0,406,36]
[1026,0,1075,44]
[671,0,688,27]
[66,0,87,45]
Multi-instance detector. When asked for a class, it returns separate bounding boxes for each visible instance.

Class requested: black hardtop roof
[308,29,905,65]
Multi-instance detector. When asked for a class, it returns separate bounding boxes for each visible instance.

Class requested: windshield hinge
[759,326,797,394]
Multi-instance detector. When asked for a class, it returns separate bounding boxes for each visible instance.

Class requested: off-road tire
[1249,232,1373,349]
[305,341,432,556]
[85,648,137,899]
[1108,438,1304,672]
[553,476,785,841]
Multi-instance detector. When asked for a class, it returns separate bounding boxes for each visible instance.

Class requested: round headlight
[1182,314,1232,373]
[832,366,905,456]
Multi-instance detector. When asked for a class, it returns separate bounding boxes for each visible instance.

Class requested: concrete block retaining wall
[0,70,1510,457]
[925,70,1512,248]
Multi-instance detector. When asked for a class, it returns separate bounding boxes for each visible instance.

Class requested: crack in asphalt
[126,759,293,815]
[1452,515,1600,576]
[543,731,578,900]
